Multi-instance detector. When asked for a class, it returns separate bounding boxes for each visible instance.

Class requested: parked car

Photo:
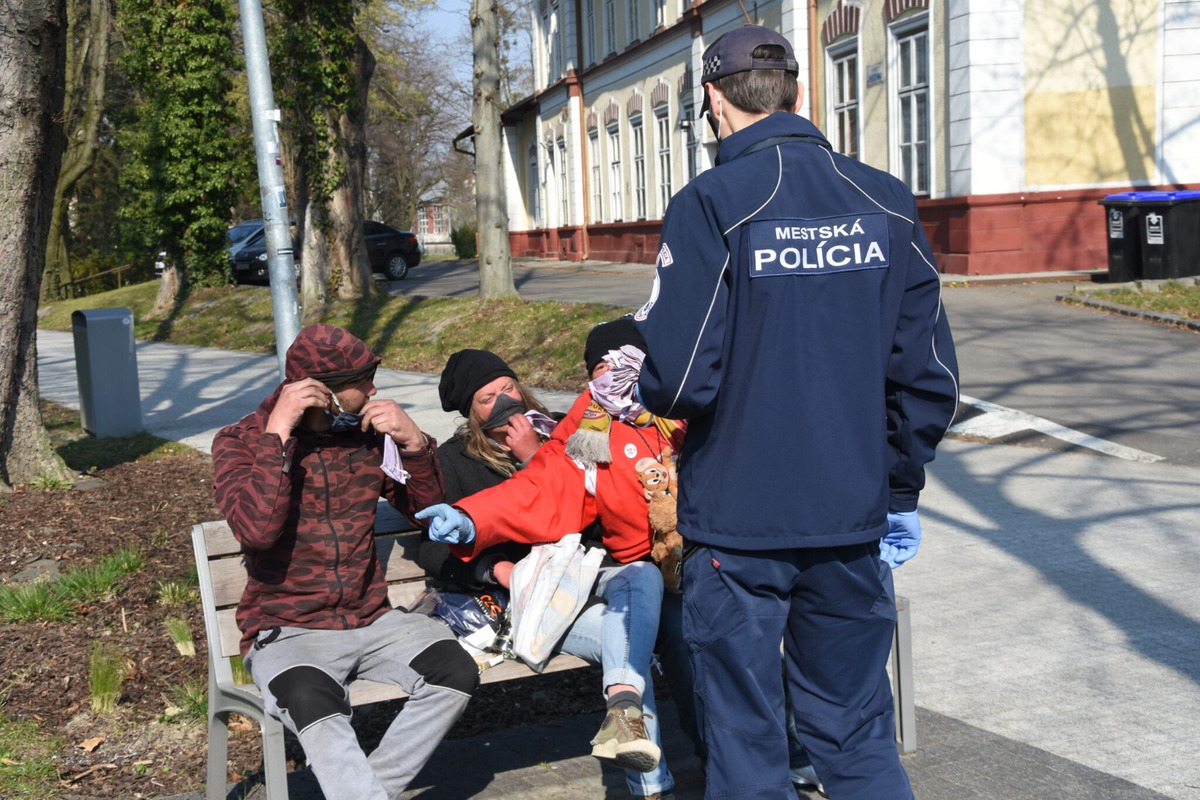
[227,218,265,258]
[231,220,420,284]
[229,229,299,284]
[364,220,421,280]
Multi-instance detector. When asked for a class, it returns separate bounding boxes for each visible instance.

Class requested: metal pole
[239,0,301,379]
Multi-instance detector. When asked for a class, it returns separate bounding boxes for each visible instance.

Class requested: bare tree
[471,0,517,298]
[0,0,74,490]
[364,18,471,231]
[42,0,112,302]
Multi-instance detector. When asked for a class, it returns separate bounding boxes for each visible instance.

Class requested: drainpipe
[808,0,820,129]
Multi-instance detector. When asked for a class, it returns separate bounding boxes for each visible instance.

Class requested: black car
[229,229,295,284]
[231,221,420,284]
[364,220,421,280]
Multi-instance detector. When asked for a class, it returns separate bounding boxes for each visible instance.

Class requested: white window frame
[557,138,569,224]
[654,0,666,29]
[607,122,623,221]
[827,40,860,160]
[528,143,542,226]
[589,129,603,221]
[631,114,646,219]
[681,101,698,182]
[626,0,637,43]
[655,108,672,213]
[890,14,931,196]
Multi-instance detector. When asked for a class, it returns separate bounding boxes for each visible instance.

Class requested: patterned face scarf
[566,346,682,467]
[326,391,365,432]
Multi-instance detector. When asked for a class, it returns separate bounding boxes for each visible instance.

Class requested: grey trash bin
[71,308,143,438]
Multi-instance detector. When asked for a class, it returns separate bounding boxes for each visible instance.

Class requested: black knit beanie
[584,316,647,376]
[439,349,518,418]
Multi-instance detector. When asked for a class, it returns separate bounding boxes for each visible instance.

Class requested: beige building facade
[503,0,1200,274]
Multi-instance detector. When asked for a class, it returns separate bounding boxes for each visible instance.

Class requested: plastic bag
[416,587,509,638]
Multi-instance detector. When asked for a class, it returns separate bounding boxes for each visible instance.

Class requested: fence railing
[58,264,135,299]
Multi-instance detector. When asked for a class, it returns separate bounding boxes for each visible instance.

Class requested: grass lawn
[38,280,634,393]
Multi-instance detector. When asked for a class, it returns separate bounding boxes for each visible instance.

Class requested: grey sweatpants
[243,609,478,800]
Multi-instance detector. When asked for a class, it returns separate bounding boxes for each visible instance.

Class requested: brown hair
[456,383,552,477]
[711,44,798,115]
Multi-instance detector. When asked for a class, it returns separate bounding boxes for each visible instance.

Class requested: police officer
[634,24,959,800]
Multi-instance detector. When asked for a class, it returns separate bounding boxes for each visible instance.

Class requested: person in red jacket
[212,323,478,800]
[417,317,683,800]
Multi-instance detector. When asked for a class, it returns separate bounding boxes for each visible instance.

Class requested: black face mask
[482,393,527,431]
[326,409,365,433]
[326,390,364,432]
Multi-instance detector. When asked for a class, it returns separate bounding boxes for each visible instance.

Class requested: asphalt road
[391,259,1200,468]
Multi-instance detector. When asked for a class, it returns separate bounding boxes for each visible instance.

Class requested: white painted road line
[951,394,1165,463]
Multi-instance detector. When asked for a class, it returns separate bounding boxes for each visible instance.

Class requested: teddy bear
[635,447,684,593]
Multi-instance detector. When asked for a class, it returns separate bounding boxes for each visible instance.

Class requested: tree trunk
[299,199,331,326]
[42,0,111,303]
[332,35,375,302]
[472,0,517,299]
[0,0,73,490]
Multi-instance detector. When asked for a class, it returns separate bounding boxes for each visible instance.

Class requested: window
[656,109,672,212]
[607,123,623,220]
[604,0,616,55]
[558,139,569,224]
[893,21,929,194]
[584,0,595,65]
[626,0,638,43]
[416,206,430,236]
[682,102,698,181]
[631,115,646,219]
[589,130,603,221]
[433,205,445,235]
[528,143,541,226]
[829,44,859,160]
[654,0,666,29]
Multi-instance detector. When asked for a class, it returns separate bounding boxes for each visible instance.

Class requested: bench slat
[206,536,429,609]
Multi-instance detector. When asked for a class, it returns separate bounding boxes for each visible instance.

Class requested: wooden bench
[191,503,590,800]
[193,504,916,799]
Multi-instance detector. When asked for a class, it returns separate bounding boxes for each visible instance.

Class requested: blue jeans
[560,560,672,797]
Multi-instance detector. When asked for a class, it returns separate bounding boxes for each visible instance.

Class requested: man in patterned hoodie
[212,323,478,800]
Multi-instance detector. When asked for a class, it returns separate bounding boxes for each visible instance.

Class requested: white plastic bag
[508,533,604,672]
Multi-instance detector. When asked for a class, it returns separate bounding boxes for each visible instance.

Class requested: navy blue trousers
[681,541,912,799]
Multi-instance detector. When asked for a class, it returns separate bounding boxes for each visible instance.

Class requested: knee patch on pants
[267,665,350,732]
[410,639,479,695]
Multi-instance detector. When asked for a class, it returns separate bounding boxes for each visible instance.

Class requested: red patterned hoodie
[212,324,443,655]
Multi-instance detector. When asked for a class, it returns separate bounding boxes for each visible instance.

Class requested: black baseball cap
[700,25,800,113]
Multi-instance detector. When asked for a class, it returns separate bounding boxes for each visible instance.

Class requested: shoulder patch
[657,243,674,268]
[747,213,890,278]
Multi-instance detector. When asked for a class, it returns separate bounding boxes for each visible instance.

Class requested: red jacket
[455,391,682,564]
[213,407,442,656]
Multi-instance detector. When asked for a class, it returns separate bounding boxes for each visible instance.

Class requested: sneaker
[590,707,661,773]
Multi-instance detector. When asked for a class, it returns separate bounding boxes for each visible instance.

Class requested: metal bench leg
[891,595,916,754]
[206,709,231,800]
[260,713,289,800]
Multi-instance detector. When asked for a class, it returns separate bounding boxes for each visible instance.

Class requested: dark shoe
[590,707,661,773]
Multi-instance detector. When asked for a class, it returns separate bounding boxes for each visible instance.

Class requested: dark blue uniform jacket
[636,112,959,551]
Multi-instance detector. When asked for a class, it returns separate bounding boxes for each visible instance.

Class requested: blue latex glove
[415,504,476,545]
[879,510,922,569]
